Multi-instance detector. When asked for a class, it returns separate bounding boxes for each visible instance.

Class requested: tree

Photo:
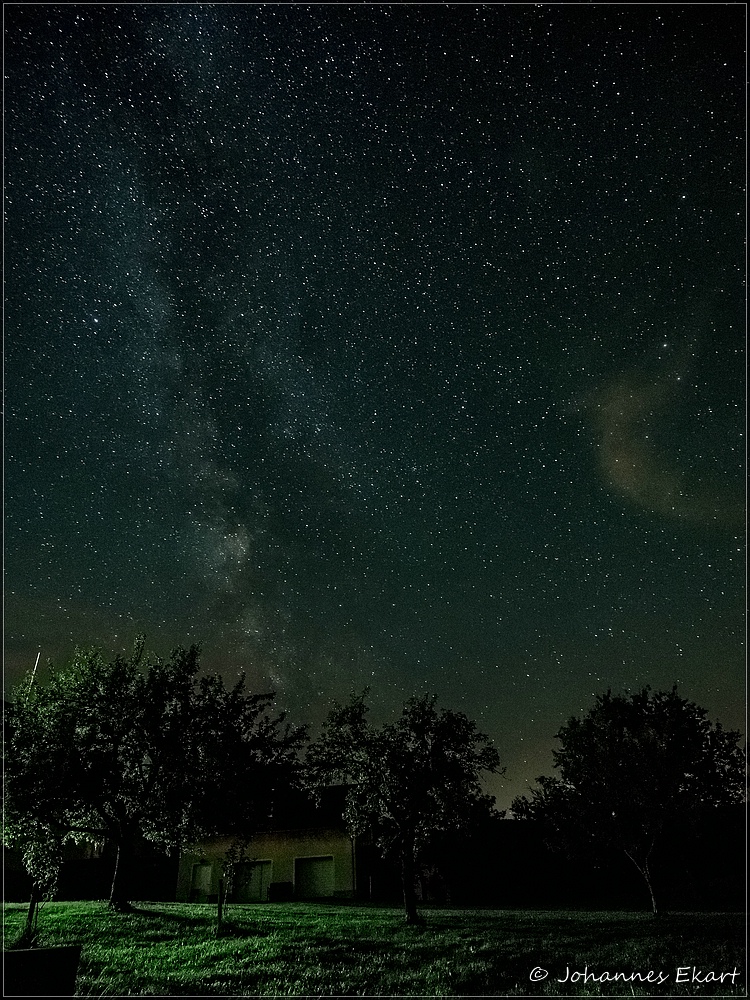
[3,638,307,911]
[511,686,744,916]
[305,692,502,923]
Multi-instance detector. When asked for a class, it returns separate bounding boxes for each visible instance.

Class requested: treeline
[3,638,744,924]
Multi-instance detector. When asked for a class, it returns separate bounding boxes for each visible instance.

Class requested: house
[176,786,361,904]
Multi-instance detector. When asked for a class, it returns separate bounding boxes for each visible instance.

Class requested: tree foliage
[3,637,307,910]
[511,686,744,915]
[305,691,502,923]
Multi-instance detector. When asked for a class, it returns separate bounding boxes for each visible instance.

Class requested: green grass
[3,901,746,996]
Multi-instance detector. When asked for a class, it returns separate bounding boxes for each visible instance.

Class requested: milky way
[5,5,745,808]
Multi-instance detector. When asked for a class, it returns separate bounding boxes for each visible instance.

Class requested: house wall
[176,827,355,903]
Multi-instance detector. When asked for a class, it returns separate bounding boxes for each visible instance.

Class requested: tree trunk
[401,847,423,925]
[108,837,134,912]
[624,850,658,918]
[20,884,42,946]
[641,860,658,918]
[217,877,225,932]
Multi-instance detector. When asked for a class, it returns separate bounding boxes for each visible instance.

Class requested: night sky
[5,5,745,810]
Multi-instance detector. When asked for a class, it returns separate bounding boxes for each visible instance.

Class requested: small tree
[6,820,65,947]
[3,637,307,911]
[511,686,744,916]
[306,692,502,923]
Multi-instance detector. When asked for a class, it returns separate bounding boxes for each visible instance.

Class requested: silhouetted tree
[511,687,744,916]
[3,637,306,911]
[306,692,502,923]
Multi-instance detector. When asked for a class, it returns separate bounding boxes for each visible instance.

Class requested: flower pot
[3,944,82,997]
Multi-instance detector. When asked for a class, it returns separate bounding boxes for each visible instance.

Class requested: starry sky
[5,5,745,810]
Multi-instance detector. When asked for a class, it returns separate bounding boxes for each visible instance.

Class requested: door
[295,855,335,899]
[191,862,213,902]
[234,860,272,902]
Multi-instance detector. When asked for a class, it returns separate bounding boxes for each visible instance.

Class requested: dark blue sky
[5,5,745,809]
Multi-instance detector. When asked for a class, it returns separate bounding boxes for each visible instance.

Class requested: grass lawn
[2,900,746,997]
